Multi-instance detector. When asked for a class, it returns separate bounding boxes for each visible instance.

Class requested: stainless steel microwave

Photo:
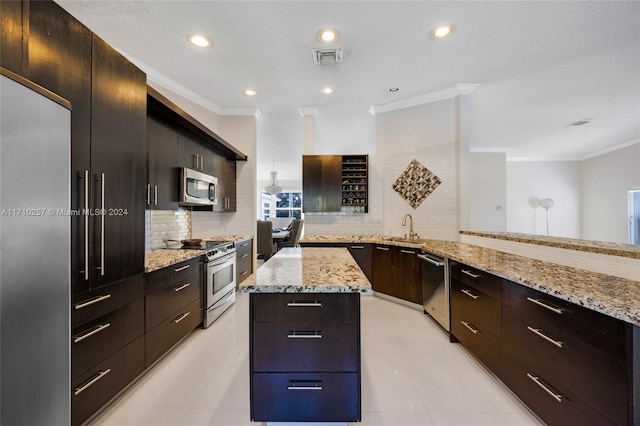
[180,167,218,206]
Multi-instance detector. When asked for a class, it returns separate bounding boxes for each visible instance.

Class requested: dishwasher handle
[417,253,444,267]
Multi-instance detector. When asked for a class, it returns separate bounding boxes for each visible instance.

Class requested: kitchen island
[239,247,371,424]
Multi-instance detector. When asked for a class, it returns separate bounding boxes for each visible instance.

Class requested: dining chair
[277,219,304,250]
[256,220,277,260]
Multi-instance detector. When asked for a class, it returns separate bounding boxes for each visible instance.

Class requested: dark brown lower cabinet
[449,260,634,426]
[72,336,145,425]
[250,292,361,422]
[236,238,253,285]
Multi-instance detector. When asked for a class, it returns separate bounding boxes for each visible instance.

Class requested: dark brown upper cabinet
[302,155,343,212]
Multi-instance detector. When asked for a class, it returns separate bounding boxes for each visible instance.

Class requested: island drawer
[451,306,501,374]
[252,322,359,372]
[449,261,503,301]
[451,277,501,338]
[72,297,144,379]
[251,372,360,422]
[502,304,627,425]
[251,293,359,323]
[501,346,618,426]
[502,281,627,361]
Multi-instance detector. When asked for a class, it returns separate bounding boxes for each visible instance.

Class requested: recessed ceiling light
[388,87,399,92]
[244,89,258,96]
[317,29,340,43]
[320,87,334,94]
[432,25,454,39]
[188,34,212,47]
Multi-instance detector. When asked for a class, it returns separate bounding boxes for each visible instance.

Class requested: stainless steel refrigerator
[0,69,71,425]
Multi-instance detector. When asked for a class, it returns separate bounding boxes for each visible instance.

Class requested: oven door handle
[208,253,236,267]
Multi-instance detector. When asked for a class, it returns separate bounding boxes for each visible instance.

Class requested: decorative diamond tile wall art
[392,159,442,209]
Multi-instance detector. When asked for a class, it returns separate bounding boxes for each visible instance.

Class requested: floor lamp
[540,198,554,235]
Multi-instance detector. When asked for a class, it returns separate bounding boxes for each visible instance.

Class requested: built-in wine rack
[341,155,368,213]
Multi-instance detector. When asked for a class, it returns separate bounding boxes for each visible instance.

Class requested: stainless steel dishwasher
[417,252,449,331]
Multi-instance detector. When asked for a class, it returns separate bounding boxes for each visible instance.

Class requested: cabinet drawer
[502,305,627,425]
[252,322,358,372]
[236,243,252,284]
[501,347,617,426]
[235,239,252,255]
[146,257,201,295]
[251,293,359,323]
[451,306,501,374]
[72,336,144,426]
[251,372,360,422]
[451,277,501,338]
[146,268,201,331]
[502,281,626,361]
[72,274,144,328]
[449,261,503,301]
[145,298,202,367]
[72,297,144,379]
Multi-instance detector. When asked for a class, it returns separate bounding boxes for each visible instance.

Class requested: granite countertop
[460,230,640,259]
[300,235,640,326]
[145,235,253,273]
[238,247,372,294]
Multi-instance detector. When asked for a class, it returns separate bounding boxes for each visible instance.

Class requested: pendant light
[264,161,283,195]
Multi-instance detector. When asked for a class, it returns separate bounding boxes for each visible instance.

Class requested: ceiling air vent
[313,48,343,65]
[567,119,591,127]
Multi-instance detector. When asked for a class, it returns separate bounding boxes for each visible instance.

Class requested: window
[275,191,302,220]
[260,191,302,221]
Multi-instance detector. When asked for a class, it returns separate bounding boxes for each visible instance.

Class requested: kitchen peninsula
[239,247,371,423]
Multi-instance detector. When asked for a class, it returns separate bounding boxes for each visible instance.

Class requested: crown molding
[370,83,479,114]
[115,48,258,117]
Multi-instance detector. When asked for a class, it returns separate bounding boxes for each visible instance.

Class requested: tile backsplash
[148,209,191,250]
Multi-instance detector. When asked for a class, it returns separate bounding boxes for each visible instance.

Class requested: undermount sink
[383,236,425,244]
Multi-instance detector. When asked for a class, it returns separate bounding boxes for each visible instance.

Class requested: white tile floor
[90,292,543,426]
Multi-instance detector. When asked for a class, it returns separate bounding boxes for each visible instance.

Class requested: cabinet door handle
[174,311,190,324]
[74,369,111,396]
[73,323,111,344]
[461,269,480,278]
[81,170,89,280]
[74,294,111,310]
[376,247,390,251]
[288,330,322,339]
[526,297,563,314]
[174,265,190,272]
[527,326,564,348]
[526,373,563,402]
[146,183,151,205]
[98,172,105,276]
[400,249,416,254]
[241,270,248,276]
[288,381,323,391]
[350,245,365,249]
[174,283,190,292]
[287,301,322,307]
[193,154,198,169]
[241,254,249,258]
[154,185,158,205]
[461,320,479,334]
[461,289,479,300]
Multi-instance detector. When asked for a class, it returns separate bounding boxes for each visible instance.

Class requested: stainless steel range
[202,241,236,328]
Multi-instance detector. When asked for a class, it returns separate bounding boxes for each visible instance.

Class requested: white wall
[375,99,460,241]
[469,152,507,231]
[314,105,375,155]
[256,110,303,182]
[581,142,640,243]
[506,161,581,237]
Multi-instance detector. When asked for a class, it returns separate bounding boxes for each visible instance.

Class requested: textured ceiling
[55,0,640,160]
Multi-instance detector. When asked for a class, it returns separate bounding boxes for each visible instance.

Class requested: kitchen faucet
[401,213,418,240]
